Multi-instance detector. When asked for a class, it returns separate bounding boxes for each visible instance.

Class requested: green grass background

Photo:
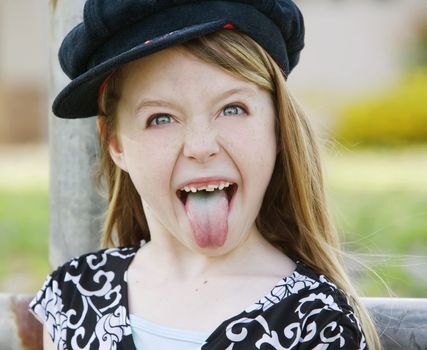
[0,147,426,296]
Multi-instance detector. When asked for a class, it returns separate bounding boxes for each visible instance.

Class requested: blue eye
[223,105,246,116]
[148,114,174,127]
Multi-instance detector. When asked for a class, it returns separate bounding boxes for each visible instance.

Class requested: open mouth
[176,183,238,206]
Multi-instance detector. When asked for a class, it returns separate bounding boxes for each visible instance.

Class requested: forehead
[118,45,260,104]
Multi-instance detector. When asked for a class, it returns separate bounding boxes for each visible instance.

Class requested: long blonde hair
[97,29,381,349]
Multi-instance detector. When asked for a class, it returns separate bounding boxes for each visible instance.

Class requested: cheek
[220,116,277,170]
[120,134,181,196]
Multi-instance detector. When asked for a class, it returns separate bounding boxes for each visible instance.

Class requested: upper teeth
[181,182,233,193]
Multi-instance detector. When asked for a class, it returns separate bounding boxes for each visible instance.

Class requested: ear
[108,133,129,172]
[96,116,106,139]
[97,116,129,172]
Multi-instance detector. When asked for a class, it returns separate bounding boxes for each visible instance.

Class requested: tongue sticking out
[184,189,229,248]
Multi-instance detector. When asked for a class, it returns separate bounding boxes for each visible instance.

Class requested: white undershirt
[130,314,211,350]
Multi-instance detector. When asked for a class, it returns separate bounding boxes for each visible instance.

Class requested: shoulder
[57,245,138,274]
[31,246,138,307]
[287,262,367,349]
[29,246,138,349]
[30,246,138,317]
[51,245,138,285]
[215,261,367,349]
[248,260,357,313]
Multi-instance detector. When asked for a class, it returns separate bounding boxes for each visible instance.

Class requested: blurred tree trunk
[49,0,106,268]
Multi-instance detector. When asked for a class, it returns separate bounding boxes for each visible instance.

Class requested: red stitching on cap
[223,23,234,29]
[97,70,116,98]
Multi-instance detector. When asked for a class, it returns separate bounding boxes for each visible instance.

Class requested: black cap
[53,0,305,119]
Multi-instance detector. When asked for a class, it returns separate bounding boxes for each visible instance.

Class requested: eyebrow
[134,86,257,113]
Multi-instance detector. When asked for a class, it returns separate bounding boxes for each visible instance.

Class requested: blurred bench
[0,294,426,349]
[0,294,42,350]
[364,297,427,349]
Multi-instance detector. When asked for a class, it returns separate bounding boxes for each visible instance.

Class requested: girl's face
[109,46,277,256]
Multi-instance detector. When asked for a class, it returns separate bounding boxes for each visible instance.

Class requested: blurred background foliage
[0,146,49,292]
[0,188,48,291]
[333,9,427,148]
[325,149,427,297]
[0,0,426,297]
[335,69,427,147]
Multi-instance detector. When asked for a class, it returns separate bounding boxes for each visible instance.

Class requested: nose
[182,123,220,163]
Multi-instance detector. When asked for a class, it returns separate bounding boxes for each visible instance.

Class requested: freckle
[203,280,208,284]
[195,288,199,292]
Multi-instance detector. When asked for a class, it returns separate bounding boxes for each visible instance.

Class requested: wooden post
[49,0,106,268]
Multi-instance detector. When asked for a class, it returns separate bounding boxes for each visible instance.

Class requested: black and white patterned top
[29,245,367,349]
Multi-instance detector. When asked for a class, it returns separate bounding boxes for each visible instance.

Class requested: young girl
[30,1,381,349]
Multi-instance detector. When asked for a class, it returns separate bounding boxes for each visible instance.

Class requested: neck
[134,226,289,282]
